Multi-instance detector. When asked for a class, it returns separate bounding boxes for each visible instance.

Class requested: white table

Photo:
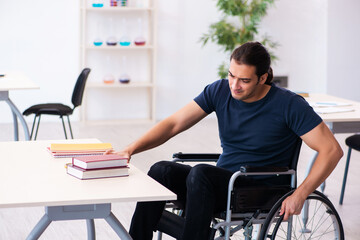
[0,72,39,141]
[0,139,176,240]
[305,93,360,133]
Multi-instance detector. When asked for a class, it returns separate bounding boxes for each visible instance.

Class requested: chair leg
[34,115,42,140]
[157,231,163,240]
[340,147,352,205]
[30,115,38,140]
[67,115,74,139]
[60,116,68,139]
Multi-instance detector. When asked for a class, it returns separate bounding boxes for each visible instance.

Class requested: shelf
[81,0,156,122]
[85,45,153,50]
[87,82,154,88]
[84,7,154,12]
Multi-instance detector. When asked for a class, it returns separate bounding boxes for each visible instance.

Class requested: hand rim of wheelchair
[259,189,344,240]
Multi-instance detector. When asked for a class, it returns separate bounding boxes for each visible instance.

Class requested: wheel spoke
[313,229,336,239]
[310,199,320,232]
[310,216,333,240]
[310,211,331,237]
[306,199,321,231]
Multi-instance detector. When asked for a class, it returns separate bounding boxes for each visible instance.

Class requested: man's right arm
[116,100,208,160]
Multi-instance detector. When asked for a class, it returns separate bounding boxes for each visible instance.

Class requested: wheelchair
[156,138,344,240]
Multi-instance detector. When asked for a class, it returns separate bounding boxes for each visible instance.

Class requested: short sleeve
[194,80,223,114]
[285,95,323,136]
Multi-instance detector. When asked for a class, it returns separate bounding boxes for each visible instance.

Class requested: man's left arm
[280,121,343,220]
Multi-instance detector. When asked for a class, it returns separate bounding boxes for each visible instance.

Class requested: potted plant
[200,0,278,78]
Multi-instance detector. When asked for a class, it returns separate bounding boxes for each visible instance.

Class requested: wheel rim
[263,196,343,240]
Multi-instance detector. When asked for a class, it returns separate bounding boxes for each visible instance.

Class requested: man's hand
[279,192,307,221]
[105,149,131,163]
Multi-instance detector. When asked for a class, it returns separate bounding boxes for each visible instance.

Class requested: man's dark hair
[230,42,273,85]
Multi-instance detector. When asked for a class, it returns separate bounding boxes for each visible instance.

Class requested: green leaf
[218,62,229,79]
[201,0,279,71]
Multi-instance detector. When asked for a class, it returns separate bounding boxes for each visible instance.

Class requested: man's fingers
[279,202,285,216]
[104,149,114,154]
[283,209,290,221]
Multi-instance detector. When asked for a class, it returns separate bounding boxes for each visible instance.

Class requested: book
[48,143,113,158]
[47,147,105,158]
[72,154,128,170]
[295,92,309,97]
[66,164,129,180]
[50,143,113,152]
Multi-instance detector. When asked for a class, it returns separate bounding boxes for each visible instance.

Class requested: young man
[113,42,343,240]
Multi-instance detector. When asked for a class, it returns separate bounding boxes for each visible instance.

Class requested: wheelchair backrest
[289,137,303,171]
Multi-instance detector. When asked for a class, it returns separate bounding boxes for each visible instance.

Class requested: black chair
[339,134,360,204]
[156,138,344,240]
[23,68,91,140]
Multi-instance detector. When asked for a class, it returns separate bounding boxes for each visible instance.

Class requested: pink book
[72,154,128,170]
[67,164,129,180]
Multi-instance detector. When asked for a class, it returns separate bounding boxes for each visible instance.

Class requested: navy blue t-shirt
[194,79,322,172]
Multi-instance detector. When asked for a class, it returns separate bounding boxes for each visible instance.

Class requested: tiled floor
[0,119,358,239]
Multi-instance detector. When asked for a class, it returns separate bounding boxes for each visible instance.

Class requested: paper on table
[314,107,355,114]
[309,101,352,107]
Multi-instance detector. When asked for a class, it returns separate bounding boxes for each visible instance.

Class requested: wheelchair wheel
[259,190,344,240]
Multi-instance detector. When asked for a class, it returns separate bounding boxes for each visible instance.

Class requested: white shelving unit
[80,0,156,122]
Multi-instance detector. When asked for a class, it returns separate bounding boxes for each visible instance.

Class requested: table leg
[26,214,52,240]
[11,110,19,141]
[105,212,133,240]
[26,204,132,240]
[86,219,96,240]
[5,97,30,141]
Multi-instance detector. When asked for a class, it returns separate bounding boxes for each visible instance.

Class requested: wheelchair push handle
[240,165,289,173]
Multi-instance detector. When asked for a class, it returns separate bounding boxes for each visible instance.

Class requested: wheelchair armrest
[240,165,289,173]
[172,152,220,162]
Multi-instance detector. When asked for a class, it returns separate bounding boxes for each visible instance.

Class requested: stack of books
[66,154,129,180]
[48,143,113,158]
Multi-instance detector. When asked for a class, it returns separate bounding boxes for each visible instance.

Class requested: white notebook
[309,101,352,108]
[314,107,355,114]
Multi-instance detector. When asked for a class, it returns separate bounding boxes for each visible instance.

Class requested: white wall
[156,0,225,118]
[0,0,80,123]
[260,0,328,93]
[0,0,347,123]
[327,0,360,101]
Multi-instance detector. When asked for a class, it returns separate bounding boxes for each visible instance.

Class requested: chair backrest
[289,137,303,171]
[71,68,91,108]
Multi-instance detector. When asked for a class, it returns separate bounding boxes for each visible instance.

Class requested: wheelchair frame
[219,168,296,239]
[157,138,344,240]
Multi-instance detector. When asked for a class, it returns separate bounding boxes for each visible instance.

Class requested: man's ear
[259,73,268,84]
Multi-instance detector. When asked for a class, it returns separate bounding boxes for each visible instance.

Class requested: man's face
[228,59,267,102]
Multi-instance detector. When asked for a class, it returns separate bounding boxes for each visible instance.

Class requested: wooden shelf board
[85,45,153,50]
[84,7,154,12]
[86,82,154,88]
